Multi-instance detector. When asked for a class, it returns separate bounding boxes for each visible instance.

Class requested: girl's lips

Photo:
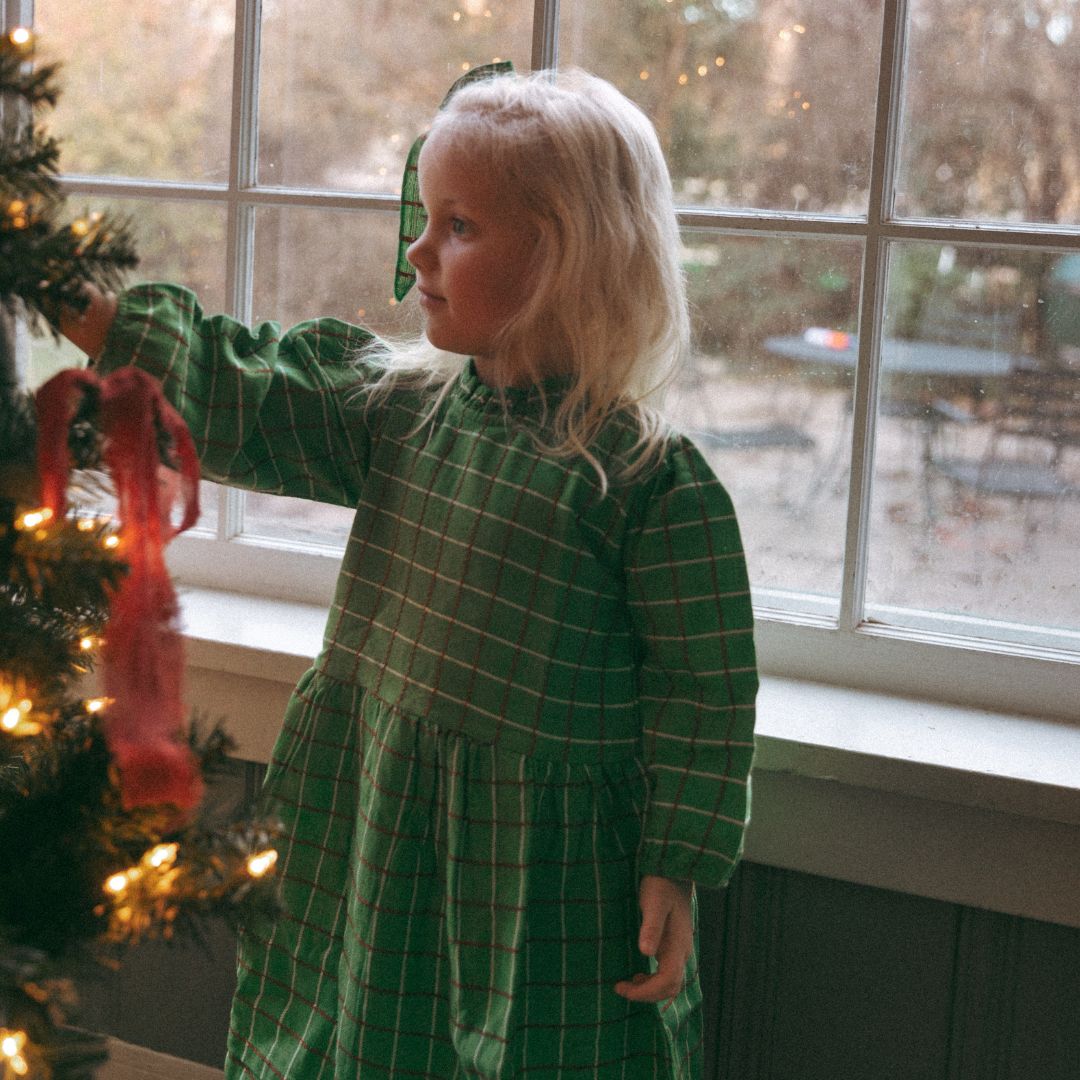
[417,286,446,307]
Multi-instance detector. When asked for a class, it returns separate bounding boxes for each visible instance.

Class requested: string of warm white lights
[0,1029,30,1078]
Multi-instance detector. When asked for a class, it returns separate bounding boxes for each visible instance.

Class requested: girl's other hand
[613,875,693,1004]
[59,284,118,361]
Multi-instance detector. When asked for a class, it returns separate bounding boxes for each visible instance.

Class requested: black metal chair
[927,368,1080,545]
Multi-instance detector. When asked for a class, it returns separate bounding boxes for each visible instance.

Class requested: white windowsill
[100,1039,222,1080]
[175,587,1080,930]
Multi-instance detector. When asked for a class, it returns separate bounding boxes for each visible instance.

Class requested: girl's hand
[614,875,693,1003]
[59,284,118,361]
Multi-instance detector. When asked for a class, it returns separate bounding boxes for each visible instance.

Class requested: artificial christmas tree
[1,28,279,1078]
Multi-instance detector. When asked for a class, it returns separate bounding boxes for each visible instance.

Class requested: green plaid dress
[98,284,758,1080]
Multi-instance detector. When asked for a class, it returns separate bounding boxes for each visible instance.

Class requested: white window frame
[15,0,1080,721]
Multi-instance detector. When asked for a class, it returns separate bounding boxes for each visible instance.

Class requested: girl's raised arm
[70,282,377,508]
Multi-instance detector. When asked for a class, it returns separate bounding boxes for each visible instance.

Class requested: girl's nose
[406,229,432,270]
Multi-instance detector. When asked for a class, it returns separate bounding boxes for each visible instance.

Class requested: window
[22,0,1080,717]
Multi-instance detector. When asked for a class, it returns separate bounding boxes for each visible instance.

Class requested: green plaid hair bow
[393,61,515,301]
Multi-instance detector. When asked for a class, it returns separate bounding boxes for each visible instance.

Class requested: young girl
[64,70,756,1080]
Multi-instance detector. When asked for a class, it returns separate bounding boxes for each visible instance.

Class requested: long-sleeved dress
[96,284,758,1080]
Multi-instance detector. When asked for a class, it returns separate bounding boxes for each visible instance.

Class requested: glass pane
[560,0,884,214]
[243,206,423,547]
[34,0,233,183]
[250,205,419,334]
[29,197,227,386]
[668,231,863,611]
[258,0,533,192]
[896,0,1080,226]
[190,482,219,537]
[866,242,1080,641]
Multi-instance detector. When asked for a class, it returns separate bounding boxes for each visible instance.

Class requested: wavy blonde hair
[364,69,690,486]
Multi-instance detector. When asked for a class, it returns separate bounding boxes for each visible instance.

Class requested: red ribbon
[36,366,203,811]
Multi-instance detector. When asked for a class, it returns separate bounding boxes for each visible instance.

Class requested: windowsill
[176,586,1080,929]
[100,1038,222,1079]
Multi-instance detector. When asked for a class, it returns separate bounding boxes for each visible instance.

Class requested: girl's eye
[450,217,469,236]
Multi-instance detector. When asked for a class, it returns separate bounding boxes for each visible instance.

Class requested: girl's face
[407,129,538,380]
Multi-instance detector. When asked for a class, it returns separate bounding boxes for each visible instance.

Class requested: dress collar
[452,359,574,416]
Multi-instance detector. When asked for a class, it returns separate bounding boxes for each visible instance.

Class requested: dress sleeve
[94,282,377,507]
[625,436,757,889]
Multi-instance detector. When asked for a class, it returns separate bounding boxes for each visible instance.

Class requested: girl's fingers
[616,875,694,1002]
[638,911,665,957]
[59,285,118,360]
[613,957,686,1002]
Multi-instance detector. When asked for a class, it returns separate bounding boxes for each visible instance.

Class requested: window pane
[895,0,1080,226]
[560,0,884,214]
[866,242,1080,643]
[258,0,533,192]
[243,206,423,547]
[668,231,863,611]
[34,0,233,183]
[29,196,226,379]
[250,205,418,335]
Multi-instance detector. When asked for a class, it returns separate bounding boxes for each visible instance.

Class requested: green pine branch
[1,32,139,338]
[0,595,103,692]
[0,131,61,201]
[0,50,60,111]
[0,208,138,334]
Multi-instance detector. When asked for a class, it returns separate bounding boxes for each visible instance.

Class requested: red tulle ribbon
[36,366,203,811]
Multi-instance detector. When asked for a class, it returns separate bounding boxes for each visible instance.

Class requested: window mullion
[221,0,262,542]
[2,0,33,32]
[531,0,559,71]
[2,0,29,34]
[837,0,910,632]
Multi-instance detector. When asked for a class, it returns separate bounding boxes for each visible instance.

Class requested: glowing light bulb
[103,534,120,549]
[145,843,179,869]
[79,636,97,652]
[77,517,97,531]
[0,1029,29,1075]
[17,508,52,530]
[8,27,32,46]
[105,872,129,895]
[85,697,109,714]
[246,849,279,878]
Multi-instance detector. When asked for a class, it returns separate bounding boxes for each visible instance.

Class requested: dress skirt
[225,669,703,1079]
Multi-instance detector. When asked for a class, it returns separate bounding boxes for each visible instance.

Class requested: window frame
[17,0,1080,721]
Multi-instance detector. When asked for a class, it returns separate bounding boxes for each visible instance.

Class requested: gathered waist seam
[308,655,642,767]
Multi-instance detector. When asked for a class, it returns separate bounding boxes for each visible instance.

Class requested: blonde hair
[364,69,690,486]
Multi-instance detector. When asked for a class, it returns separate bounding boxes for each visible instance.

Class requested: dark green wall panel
[700,862,1080,1080]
